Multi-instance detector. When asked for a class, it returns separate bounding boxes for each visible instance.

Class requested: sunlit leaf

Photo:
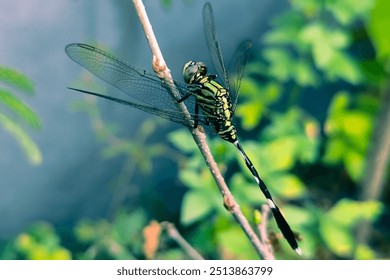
[327,91,350,119]
[0,88,41,129]
[327,199,383,227]
[268,173,307,199]
[15,222,71,260]
[368,0,390,61]
[181,190,214,225]
[0,66,34,94]
[326,0,374,26]
[290,0,321,15]
[342,111,372,140]
[236,80,281,130]
[281,205,315,226]
[325,51,363,84]
[323,137,345,164]
[354,244,376,260]
[261,137,297,172]
[299,23,339,64]
[50,248,72,260]
[320,199,383,257]
[262,47,295,81]
[216,226,257,259]
[0,112,42,165]
[236,102,264,129]
[320,216,354,256]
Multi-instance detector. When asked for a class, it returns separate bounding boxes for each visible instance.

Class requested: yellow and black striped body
[193,75,237,143]
[182,60,237,142]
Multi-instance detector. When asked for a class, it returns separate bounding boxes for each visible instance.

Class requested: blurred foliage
[0,66,42,165]
[169,0,389,260]
[1,0,390,260]
[1,222,71,260]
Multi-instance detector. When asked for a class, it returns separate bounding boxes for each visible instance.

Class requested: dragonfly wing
[227,40,252,113]
[65,43,192,112]
[203,3,230,90]
[68,87,213,127]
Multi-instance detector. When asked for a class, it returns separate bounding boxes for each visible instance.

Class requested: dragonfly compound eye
[182,61,208,84]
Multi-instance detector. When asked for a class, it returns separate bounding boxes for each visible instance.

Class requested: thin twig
[256,205,275,260]
[132,0,268,259]
[161,222,204,260]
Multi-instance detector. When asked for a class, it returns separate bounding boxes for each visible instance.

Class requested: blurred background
[0,0,389,260]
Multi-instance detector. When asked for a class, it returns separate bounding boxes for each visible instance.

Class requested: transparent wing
[65,43,194,112]
[227,40,252,113]
[65,43,220,127]
[203,4,252,114]
[68,87,214,126]
[203,3,229,89]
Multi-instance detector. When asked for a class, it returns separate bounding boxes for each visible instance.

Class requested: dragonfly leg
[176,84,201,103]
[176,92,192,103]
[193,99,199,128]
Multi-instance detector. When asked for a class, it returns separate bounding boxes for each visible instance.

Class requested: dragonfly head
[183,61,207,84]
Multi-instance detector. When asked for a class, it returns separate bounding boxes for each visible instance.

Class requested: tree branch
[132,0,269,259]
[256,205,275,260]
[161,222,204,260]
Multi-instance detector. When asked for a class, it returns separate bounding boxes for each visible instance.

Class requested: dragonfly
[65,2,301,255]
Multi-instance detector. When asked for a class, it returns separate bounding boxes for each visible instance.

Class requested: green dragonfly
[65,2,301,255]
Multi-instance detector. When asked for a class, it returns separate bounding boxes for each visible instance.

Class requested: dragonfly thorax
[183,61,208,84]
[182,61,238,143]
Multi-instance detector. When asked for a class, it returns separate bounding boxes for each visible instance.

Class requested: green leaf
[0,112,42,165]
[325,51,363,84]
[268,173,307,199]
[181,190,214,225]
[293,60,318,86]
[236,80,281,130]
[235,102,264,130]
[342,111,372,141]
[216,226,258,259]
[354,244,376,260]
[323,137,346,164]
[326,0,374,26]
[0,66,34,94]
[260,137,297,172]
[112,210,146,244]
[320,216,355,256]
[327,199,383,227]
[281,205,315,226]
[0,88,41,129]
[291,0,321,14]
[262,47,295,81]
[327,91,350,118]
[168,129,197,153]
[179,169,205,189]
[367,0,390,61]
[320,199,383,257]
[229,173,262,205]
